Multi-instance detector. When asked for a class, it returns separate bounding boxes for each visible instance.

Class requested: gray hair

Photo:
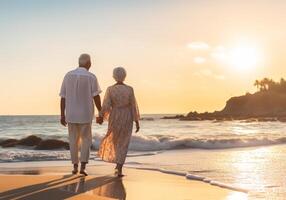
[113,67,127,82]
[78,53,91,66]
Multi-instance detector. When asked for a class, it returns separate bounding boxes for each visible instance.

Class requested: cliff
[220,91,286,117]
[164,90,286,121]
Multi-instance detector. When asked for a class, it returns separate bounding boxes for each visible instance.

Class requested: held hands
[135,121,140,133]
[96,116,104,125]
[60,115,67,127]
[61,115,103,126]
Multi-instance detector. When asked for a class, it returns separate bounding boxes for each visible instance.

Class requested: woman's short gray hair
[113,67,127,82]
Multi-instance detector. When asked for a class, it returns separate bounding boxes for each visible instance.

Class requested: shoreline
[0,159,249,193]
[0,160,247,200]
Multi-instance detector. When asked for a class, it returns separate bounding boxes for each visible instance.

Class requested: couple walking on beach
[59,54,140,177]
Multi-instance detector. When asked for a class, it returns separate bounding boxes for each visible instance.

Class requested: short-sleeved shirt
[59,67,102,123]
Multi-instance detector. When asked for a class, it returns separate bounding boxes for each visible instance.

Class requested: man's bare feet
[72,164,78,174]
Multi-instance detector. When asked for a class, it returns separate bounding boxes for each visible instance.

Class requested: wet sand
[0,161,247,200]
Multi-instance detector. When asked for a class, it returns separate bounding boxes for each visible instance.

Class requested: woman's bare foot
[80,162,88,176]
[117,170,124,177]
[115,163,124,177]
[80,170,88,176]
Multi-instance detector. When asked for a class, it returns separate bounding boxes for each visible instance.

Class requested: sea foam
[125,164,249,193]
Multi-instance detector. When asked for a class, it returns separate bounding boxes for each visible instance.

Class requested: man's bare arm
[93,95,102,112]
[60,98,67,126]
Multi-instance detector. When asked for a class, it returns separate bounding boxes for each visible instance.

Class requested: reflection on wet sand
[0,173,126,200]
[93,177,126,199]
[62,176,126,200]
[58,175,126,200]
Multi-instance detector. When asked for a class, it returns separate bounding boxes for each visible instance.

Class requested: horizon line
[0,113,186,116]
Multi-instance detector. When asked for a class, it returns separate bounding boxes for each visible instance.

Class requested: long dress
[98,84,140,164]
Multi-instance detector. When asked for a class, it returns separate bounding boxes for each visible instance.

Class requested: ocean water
[0,115,286,199]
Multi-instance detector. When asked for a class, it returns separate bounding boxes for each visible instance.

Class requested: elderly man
[59,54,102,176]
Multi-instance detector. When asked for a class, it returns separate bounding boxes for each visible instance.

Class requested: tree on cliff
[254,78,286,93]
[254,80,260,90]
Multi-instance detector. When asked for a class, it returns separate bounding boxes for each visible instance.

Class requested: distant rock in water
[161,115,184,119]
[0,135,69,150]
[35,139,69,150]
[17,135,42,146]
[140,117,155,121]
[0,139,18,147]
[278,117,286,122]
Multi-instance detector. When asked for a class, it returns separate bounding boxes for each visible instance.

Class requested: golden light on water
[226,192,248,200]
[230,147,271,196]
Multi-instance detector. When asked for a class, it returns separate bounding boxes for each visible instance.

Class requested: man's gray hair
[79,54,91,66]
[113,67,127,82]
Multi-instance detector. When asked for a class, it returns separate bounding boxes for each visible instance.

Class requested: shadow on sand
[0,174,126,200]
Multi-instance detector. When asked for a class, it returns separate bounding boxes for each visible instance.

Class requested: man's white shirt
[60,67,102,123]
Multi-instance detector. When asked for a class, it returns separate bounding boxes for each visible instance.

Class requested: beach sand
[0,161,247,200]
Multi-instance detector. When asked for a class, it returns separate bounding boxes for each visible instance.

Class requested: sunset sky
[1,0,286,115]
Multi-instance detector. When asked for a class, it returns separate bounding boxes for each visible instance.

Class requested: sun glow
[227,44,262,71]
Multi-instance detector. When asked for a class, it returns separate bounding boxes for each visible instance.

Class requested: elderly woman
[98,67,140,176]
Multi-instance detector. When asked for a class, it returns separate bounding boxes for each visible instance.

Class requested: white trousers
[68,123,92,164]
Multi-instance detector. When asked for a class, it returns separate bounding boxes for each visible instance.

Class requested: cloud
[187,43,227,64]
[194,69,225,80]
[214,74,225,80]
[214,45,225,51]
[187,42,210,50]
[210,45,227,61]
[193,56,206,64]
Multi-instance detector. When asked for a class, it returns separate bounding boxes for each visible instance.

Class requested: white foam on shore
[0,148,159,163]
[209,181,248,193]
[126,165,249,193]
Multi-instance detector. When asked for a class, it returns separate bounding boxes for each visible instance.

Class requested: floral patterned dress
[98,84,140,164]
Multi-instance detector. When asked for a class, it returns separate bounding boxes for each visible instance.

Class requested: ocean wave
[0,150,72,162]
[0,148,159,163]
[123,134,286,151]
[1,134,286,152]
